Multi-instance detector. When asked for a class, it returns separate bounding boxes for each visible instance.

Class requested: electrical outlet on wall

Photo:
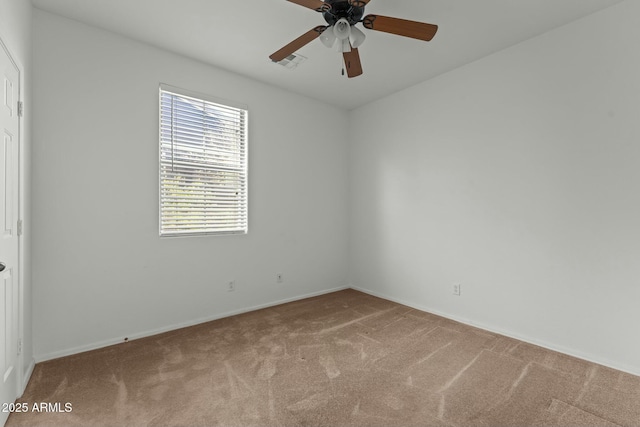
[227,280,236,292]
[276,273,283,284]
[452,283,461,296]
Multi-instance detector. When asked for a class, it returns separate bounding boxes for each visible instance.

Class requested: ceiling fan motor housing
[323,0,364,26]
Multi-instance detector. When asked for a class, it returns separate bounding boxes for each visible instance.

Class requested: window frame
[158,84,249,238]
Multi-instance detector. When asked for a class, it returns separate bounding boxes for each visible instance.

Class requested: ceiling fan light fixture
[319,25,337,48]
[270,0,440,78]
[349,25,366,48]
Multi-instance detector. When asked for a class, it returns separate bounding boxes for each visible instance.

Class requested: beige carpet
[7,289,640,426]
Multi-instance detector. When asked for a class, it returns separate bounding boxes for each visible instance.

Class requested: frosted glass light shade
[340,39,351,53]
[349,25,366,48]
[320,26,336,48]
[333,18,351,41]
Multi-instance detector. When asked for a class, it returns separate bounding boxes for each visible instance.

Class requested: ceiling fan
[269,0,438,78]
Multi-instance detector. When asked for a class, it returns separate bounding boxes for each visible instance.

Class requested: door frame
[0,30,28,399]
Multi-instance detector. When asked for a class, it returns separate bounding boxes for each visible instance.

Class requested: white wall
[349,0,640,375]
[0,0,33,389]
[32,10,349,360]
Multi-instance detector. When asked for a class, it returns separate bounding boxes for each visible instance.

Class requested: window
[159,85,248,236]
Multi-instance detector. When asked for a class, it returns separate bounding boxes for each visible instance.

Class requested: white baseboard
[33,284,640,377]
[35,285,349,363]
[351,285,640,377]
[19,358,35,396]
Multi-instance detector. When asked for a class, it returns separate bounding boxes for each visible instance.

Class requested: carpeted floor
[7,289,640,426]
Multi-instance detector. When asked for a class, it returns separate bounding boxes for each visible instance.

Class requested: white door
[0,40,20,423]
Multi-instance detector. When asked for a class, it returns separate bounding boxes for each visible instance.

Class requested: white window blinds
[159,85,248,236]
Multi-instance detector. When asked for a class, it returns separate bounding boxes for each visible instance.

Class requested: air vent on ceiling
[275,53,307,70]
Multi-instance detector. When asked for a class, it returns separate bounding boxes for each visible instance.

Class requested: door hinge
[17,101,23,117]
[17,219,23,236]
[17,339,22,356]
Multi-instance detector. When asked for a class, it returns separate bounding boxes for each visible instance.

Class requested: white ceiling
[31,0,624,110]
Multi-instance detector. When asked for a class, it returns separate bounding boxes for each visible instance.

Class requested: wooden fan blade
[348,0,372,7]
[363,14,438,41]
[287,0,330,12]
[343,47,363,78]
[269,26,327,63]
